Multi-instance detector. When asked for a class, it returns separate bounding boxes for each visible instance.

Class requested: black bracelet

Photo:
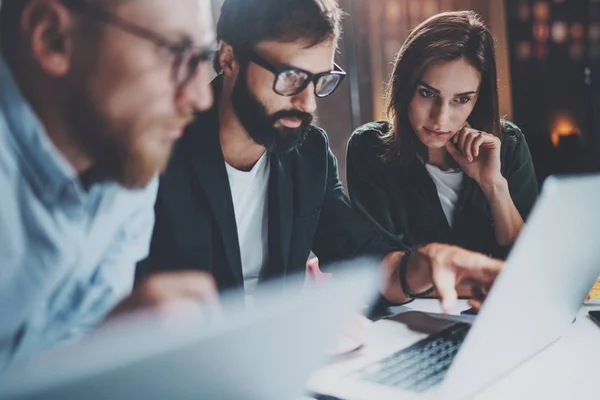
[398,248,435,298]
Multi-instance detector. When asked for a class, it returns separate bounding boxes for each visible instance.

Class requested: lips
[280,117,303,128]
[423,127,451,137]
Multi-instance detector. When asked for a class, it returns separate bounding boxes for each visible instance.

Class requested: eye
[418,89,436,98]
[455,96,471,104]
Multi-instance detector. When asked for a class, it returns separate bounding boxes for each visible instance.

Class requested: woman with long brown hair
[347,11,538,260]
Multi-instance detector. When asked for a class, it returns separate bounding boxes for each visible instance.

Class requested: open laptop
[309,174,600,400]
[0,259,380,400]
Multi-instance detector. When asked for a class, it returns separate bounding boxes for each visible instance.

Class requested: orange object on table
[585,278,600,304]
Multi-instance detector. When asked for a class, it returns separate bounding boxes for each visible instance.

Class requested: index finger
[446,141,468,164]
[431,265,458,314]
[452,252,503,285]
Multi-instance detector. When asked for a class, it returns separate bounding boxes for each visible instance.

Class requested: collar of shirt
[417,152,462,173]
[0,55,85,206]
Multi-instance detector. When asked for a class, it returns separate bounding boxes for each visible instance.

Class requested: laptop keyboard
[356,322,471,393]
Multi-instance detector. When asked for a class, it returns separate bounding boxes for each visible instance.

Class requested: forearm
[380,250,434,304]
[380,244,503,313]
[481,178,524,246]
[380,251,411,304]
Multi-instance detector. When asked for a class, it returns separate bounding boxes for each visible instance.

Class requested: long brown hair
[382,11,501,166]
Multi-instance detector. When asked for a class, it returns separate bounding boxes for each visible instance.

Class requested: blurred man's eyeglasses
[61,0,217,89]
[247,51,346,98]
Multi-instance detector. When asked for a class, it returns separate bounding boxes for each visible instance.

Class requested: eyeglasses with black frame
[60,0,217,89]
[247,51,347,98]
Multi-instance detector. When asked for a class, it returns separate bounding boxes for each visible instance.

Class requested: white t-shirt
[225,152,270,298]
[424,164,464,228]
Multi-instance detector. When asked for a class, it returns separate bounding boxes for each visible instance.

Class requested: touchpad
[385,310,473,334]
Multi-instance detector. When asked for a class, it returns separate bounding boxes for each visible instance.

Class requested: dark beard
[231,65,314,153]
[65,87,167,189]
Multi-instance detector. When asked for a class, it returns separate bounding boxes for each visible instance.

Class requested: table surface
[396,300,600,399]
[308,300,600,399]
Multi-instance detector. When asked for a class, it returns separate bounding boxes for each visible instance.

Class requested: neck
[218,91,266,171]
[7,56,93,174]
[427,147,457,171]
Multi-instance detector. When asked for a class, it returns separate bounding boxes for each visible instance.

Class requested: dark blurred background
[212,0,600,187]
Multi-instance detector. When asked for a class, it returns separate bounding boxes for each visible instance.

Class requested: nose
[290,82,317,115]
[430,102,452,132]
[177,62,214,113]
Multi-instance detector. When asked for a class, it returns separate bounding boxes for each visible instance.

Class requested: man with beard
[138,0,503,312]
[0,0,218,369]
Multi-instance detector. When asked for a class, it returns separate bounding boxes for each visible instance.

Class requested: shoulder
[499,120,533,166]
[302,124,330,148]
[348,121,391,150]
[500,120,527,146]
[294,125,334,162]
[347,121,392,170]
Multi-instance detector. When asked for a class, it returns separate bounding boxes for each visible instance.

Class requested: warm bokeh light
[422,0,438,18]
[570,43,585,61]
[516,41,533,60]
[589,23,600,42]
[551,117,580,147]
[570,23,585,41]
[408,0,421,20]
[551,21,569,43]
[533,1,551,21]
[535,43,548,59]
[385,1,401,22]
[533,22,550,42]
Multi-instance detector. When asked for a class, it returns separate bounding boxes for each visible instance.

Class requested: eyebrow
[417,80,478,97]
[257,52,334,75]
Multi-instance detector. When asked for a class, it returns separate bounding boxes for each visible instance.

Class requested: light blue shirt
[0,56,158,370]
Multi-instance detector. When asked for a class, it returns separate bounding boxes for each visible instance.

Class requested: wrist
[479,176,508,200]
[401,248,435,297]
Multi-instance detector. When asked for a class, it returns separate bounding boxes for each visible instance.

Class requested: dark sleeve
[310,135,401,265]
[346,125,409,248]
[501,121,539,221]
[313,131,414,312]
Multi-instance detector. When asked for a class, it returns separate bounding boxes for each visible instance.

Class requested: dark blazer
[136,96,397,292]
[347,120,538,260]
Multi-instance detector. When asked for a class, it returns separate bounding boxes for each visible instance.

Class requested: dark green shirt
[346,120,538,259]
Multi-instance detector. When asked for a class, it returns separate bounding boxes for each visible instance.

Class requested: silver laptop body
[309,174,600,400]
